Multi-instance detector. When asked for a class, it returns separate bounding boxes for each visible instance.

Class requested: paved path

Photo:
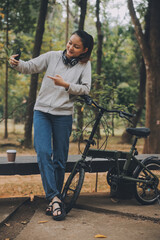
[0,193,160,240]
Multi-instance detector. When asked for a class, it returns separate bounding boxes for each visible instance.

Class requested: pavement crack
[0,198,39,240]
[75,204,160,224]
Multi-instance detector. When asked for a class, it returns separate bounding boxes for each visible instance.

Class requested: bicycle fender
[133,155,158,176]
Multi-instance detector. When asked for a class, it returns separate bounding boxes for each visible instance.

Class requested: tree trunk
[24,0,49,148]
[122,0,151,143]
[96,0,103,76]
[144,1,160,153]
[4,0,9,139]
[95,0,103,142]
[78,0,87,30]
[76,0,88,141]
[121,58,146,143]
[128,0,160,153]
[65,0,69,44]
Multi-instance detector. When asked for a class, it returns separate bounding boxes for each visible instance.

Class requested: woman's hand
[47,74,70,89]
[9,54,20,66]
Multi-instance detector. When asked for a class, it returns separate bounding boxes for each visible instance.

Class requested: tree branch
[127,0,150,63]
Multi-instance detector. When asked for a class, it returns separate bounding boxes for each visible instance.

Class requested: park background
[0,0,160,198]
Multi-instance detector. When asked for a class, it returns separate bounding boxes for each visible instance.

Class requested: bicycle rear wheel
[133,159,160,205]
[62,164,85,213]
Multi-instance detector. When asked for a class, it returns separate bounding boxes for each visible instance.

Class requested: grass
[0,122,144,198]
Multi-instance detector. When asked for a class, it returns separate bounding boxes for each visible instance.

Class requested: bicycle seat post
[131,137,138,154]
[123,137,138,173]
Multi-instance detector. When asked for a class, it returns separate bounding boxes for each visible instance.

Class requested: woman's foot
[46,196,66,221]
[46,202,53,216]
[52,196,62,217]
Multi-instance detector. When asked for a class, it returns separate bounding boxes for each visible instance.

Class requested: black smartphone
[15,49,21,60]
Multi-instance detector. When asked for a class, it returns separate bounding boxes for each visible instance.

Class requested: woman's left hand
[47,75,69,89]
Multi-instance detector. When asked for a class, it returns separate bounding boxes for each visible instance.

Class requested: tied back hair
[72,30,94,63]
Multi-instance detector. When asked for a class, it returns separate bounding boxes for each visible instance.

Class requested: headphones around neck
[62,50,79,67]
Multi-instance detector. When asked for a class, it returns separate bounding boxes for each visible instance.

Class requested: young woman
[10,30,94,221]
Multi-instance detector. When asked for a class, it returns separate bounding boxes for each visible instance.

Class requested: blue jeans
[33,110,72,201]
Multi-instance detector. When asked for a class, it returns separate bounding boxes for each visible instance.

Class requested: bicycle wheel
[62,165,85,213]
[133,159,160,205]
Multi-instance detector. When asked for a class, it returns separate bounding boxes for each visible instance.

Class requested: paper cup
[6,150,17,162]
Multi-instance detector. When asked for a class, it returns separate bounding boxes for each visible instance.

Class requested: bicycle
[62,95,160,213]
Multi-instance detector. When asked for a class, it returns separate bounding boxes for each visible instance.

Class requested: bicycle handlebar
[80,95,134,122]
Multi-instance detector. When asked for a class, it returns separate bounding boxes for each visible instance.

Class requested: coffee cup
[6,150,17,162]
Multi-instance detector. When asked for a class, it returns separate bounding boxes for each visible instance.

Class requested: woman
[10,30,94,221]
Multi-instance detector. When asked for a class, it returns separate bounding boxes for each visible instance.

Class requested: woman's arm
[67,61,91,95]
[9,52,51,74]
[47,74,70,89]
[47,61,91,95]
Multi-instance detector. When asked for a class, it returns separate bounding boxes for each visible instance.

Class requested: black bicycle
[62,95,160,213]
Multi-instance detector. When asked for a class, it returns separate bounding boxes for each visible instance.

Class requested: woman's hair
[71,30,94,63]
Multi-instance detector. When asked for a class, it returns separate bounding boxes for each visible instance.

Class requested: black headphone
[62,50,79,67]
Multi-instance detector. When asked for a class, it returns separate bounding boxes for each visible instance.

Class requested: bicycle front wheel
[133,159,160,205]
[62,165,85,213]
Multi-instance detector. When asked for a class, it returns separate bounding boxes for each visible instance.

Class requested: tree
[128,0,160,153]
[4,0,9,138]
[78,0,87,30]
[76,0,88,144]
[94,0,103,141]
[0,0,39,138]
[24,0,49,148]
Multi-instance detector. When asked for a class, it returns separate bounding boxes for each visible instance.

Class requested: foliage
[0,0,40,33]
[0,0,144,131]
[117,83,138,113]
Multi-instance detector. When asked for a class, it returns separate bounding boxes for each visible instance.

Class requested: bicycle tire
[133,159,160,205]
[62,165,85,213]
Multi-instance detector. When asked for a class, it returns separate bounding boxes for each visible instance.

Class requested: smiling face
[66,34,88,59]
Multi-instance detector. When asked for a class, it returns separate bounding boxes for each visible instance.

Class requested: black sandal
[46,202,53,216]
[52,201,66,221]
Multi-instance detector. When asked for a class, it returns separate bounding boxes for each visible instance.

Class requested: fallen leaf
[110,197,120,203]
[5,223,10,227]
[38,220,48,224]
[5,238,10,240]
[94,234,107,238]
[21,221,27,225]
[29,192,34,202]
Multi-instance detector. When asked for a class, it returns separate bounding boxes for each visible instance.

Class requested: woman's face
[66,34,88,58]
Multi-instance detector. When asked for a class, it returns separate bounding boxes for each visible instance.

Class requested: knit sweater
[14,51,91,115]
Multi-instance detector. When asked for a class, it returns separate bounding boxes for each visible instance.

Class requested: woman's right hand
[9,54,20,66]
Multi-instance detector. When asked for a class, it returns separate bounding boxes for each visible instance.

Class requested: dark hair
[71,30,94,63]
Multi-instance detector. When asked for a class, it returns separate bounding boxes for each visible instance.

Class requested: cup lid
[6,150,17,153]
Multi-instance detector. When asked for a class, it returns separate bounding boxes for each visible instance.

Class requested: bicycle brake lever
[119,112,133,124]
[125,116,133,124]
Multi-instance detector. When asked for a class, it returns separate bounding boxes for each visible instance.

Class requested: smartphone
[15,49,21,60]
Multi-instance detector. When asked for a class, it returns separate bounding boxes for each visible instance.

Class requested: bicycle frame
[74,101,159,185]
[62,96,160,212]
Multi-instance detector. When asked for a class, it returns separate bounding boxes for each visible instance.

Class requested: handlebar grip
[120,111,134,118]
[80,95,93,105]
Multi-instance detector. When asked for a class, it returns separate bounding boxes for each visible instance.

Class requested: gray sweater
[14,51,91,115]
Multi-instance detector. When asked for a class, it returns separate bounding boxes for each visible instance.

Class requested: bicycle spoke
[134,160,160,204]
[68,187,76,192]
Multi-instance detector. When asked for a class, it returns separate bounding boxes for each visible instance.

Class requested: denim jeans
[33,110,72,201]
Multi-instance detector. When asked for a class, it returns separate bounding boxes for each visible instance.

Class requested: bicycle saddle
[126,127,150,138]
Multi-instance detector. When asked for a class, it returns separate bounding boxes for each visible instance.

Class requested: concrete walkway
[0,193,160,240]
